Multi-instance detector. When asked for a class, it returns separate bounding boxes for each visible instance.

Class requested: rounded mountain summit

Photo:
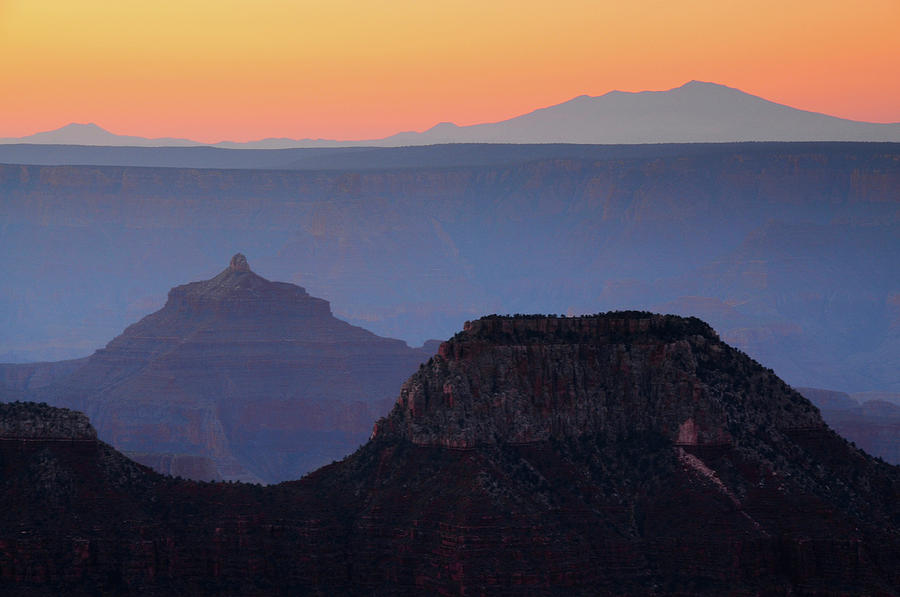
[36,254,438,483]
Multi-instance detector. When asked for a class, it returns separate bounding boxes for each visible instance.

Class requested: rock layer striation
[32,255,434,482]
[1,313,899,595]
[377,314,819,448]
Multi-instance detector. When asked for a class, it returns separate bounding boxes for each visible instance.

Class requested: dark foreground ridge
[2,313,899,596]
[0,402,95,440]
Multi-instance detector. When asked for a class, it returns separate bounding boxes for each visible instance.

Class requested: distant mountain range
[0,122,203,147]
[3,81,899,147]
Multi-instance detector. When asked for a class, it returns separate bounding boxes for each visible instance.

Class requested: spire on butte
[229,253,250,272]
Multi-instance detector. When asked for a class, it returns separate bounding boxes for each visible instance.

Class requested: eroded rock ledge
[0,401,97,440]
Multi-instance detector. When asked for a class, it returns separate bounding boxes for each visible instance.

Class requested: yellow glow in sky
[2,0,899,141]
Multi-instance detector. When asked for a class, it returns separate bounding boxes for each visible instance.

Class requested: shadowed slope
[2,313,899,595]
[34,255,434,482]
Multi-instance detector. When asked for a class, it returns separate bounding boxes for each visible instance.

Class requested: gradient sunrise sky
[2,0,898,143]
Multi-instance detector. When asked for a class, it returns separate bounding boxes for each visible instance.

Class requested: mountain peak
[425,121,460,133]
[682,79,716,87]
[170,254,304,305]
[39,256,433,483]
[64,122,106,130]
[678,79,740,93]
[229,252,250,272]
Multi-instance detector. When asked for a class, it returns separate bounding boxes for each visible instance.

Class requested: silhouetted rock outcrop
[31,255,434,482]
[1,313,898,595]
[0,402,95,439]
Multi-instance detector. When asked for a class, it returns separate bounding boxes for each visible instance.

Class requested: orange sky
[2,0,899,142]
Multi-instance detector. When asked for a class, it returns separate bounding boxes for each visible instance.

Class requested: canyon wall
[2,143,898,393]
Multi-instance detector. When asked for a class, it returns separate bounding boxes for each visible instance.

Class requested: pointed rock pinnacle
[229,253,250,272]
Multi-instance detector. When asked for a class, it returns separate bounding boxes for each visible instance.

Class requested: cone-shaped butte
[37,255,436,483]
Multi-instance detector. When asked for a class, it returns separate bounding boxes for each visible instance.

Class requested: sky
[2,0,899,142]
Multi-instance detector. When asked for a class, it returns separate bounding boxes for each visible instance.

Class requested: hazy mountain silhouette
[402,81,900,144]
[10,254,435,483]
[0,122,202,147]
[2,82,898,148]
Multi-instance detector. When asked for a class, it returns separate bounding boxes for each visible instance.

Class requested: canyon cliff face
[2,143,898,395]
[1,314,898,595]
[31,255,433,483]
[377,315,819,448]
[799,387,900,465]
[0,359,87,402]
